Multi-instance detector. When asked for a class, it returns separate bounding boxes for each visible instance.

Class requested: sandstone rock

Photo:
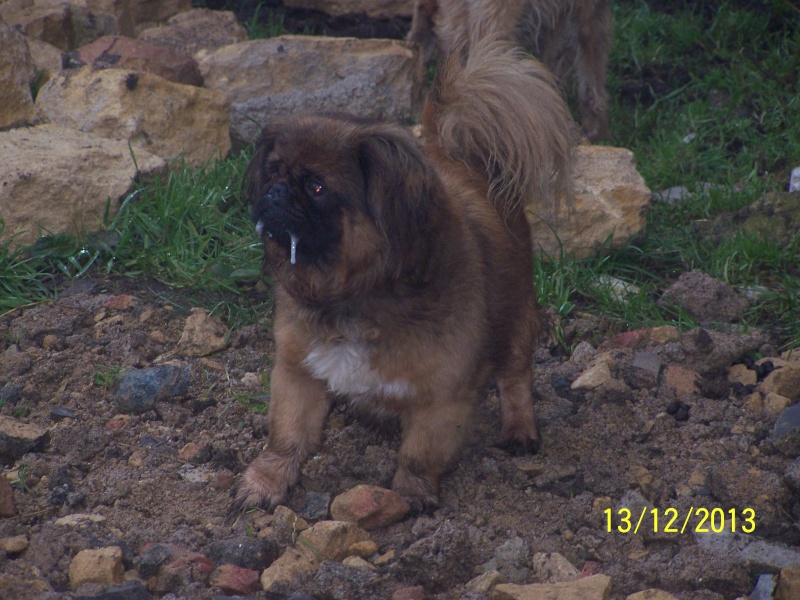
[776,567,800,600]
[348,539,378,558]
[271,505,310,546]
[199,35,421,146]
[34,67,230,166]
[69,0,120,45]
[728,363,757,386]
[0,534,28,554]
[330,484,410,530]
[571,360,613,391]
[658,270,749,323]
[76,35,203,86]
[0,124,166,249]
[260,546,315,592]
[178,308,229,357]
[528,145,650,259]
[467,570,505,594]
[55,513,107,527]
[0,22,36,128]
[0,476,15,517]
[0,0,75,50]
[25,37,63,79]
[0,415,50,465]
[283,0,415,19]
[761,363,800,400]
[626,590,679,600]
[260,520,369,591]
[69,546,124,589]
[127,0,191,35]
[300,520,370,562]
[342,555,375,569]
[531,552,579,583]
[138,8,248,58]
[763,392,792,420]
[492,574,612,600]
[210,563,261,595]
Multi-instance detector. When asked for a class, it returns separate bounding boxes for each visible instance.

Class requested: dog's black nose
[266,182,290,204]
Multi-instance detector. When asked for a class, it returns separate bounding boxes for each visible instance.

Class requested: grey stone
[696,530,800,571]
[205,536,280,571]
[302,491,332,521]
[772,403,800,457]
[749,573,777,600]
[113,365,191,414]
[658,270,749,323]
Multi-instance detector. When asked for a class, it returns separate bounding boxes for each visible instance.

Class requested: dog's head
[246,115,443,301]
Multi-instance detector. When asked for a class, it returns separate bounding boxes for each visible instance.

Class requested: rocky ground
[1,270,800,600]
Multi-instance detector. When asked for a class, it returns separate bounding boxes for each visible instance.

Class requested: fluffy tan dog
[407,0,612,142]
[234,41,573,513]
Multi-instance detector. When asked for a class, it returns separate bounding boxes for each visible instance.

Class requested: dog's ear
[243,127,277,204]
[357,127,441,279]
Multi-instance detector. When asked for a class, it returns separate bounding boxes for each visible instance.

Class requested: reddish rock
[186,553,215,575]
[661,365,701,396]
[105,294,136,310]
[580,560,602,577]
[599,329,649,350]
[210,563,260,595]
[392,586,425,600]
[76,35,203,86]
[331,485,410,530]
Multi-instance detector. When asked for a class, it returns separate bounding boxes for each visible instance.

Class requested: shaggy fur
[407,0,612,142]
[233,42,573,514]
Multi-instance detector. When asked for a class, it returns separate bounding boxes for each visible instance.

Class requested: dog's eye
[305,178,327,200]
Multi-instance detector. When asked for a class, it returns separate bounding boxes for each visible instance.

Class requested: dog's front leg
[392,392,474,513]
[231,361,330,514]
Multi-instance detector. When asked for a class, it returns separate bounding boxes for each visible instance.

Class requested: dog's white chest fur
[302,341,414,400]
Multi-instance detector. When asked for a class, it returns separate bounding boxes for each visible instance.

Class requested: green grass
[1,152,268,327]
[1,0,798,351]
[536,0,800,350]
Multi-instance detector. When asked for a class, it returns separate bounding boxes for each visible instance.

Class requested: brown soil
[1,274,798,599]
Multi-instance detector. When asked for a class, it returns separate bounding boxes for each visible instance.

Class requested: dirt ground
[0,272,798,599]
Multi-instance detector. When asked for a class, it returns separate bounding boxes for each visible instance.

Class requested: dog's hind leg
[495,296,541,455]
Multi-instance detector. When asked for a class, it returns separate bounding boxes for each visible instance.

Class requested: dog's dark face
[246,115,442,300]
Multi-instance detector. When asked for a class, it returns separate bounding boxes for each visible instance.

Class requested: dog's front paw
[392,467,439,515]
[229,452,298,517]
[496,429,541,456]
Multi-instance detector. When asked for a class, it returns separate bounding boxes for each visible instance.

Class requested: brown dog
[407,0,612,142]
[233,41,573,514]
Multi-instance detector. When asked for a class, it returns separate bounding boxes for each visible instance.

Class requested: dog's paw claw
[496,435,541,456]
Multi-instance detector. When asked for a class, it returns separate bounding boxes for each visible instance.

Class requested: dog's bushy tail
[423,40,574,216]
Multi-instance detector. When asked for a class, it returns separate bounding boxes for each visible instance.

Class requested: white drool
[289,233,299,265]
